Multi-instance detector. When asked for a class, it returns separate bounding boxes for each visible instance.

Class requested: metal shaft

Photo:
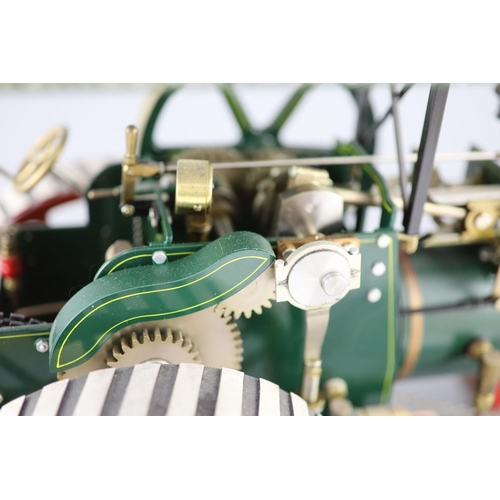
[164,151,499,172]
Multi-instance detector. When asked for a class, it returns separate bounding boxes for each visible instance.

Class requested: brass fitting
[467,339,500,413]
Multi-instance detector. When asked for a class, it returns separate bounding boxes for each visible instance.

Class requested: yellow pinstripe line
[107,251,195,275]
[380,236,395,404]
[0,332,50,340]
[57,255,268,368]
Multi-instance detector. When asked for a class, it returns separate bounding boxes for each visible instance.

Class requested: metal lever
[302,307,331,408]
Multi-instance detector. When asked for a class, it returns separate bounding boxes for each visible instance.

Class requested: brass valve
[120,125,163,214]
[467,339,500,413]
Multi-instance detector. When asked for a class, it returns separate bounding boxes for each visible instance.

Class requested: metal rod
[361,83,413,146]
[164,150,500,172]
[391,84,410,208]
[403,84,450,235]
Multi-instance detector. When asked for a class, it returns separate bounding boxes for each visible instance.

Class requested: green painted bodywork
[400,245,500,376]
[49,232,274,371]
[240,232,399,406]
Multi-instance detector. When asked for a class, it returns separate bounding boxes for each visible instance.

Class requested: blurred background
[1,83,499,414]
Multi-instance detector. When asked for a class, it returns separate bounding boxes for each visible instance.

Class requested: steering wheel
[13,126,67,193]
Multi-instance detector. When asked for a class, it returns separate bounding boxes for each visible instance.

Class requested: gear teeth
[183,335,193,351]
[142,329,152,343]
[130,331,140,347]
[165,327,173,342]
[121,337,131,352]
[112,345,123,360]
[214,266,276,320]
[171,330,181,346]
[153,327,162,342]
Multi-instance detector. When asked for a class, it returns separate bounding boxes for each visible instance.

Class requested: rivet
[367,288,382,303]
[377,234,391,248]
[371,262,386,276]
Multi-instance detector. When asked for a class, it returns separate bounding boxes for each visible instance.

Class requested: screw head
[377,234,391,248]
[344,245,359,256]
[321,272,347,297]
[121,204,135,217]
[35,339,49,353]
[371,261,386,276]
[152,251,167,265]
[367,288,382,303]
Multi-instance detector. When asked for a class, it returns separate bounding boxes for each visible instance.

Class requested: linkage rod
[403,84,450,235]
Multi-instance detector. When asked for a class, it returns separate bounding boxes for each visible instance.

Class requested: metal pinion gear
[215,265,276,320]
[107,327,200,368]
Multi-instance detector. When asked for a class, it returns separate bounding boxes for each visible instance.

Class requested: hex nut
[152,251,167,265]
[35,339,49,353]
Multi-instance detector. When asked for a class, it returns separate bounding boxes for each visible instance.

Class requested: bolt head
[344,244,359,256]
[35,339,49,353]
[321,272,347,297]
[367,288,382,303]
[274,259,285,268]
[121,204,135,217]
[152,251,167,265]
[371,261,386,276]
[377,234,391,248]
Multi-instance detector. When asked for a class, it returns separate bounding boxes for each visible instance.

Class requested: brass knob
[124,125,138,163]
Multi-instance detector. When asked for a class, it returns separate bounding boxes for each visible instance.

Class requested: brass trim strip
[398,252,425,378]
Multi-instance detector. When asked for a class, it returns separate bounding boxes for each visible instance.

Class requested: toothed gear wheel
[215,266,276,320]
[107,327,200,368]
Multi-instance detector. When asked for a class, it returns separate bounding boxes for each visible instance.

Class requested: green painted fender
[49,232,274,372]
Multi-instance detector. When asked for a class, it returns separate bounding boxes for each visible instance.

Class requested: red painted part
[1,255,22,278]
[493,382,500,410]
[13,192,80,224]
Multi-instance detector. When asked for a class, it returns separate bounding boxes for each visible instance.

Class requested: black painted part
[19,389,41,416]
[57,375,88,416]
[279,390,293,416]
[361,84,413,148]
[100,366,134,416]
[0,312,45,327]
[403,84,450,235]
[148,364,179,416]
[195,366,222,416]
[241,373,259,416]
[354,88,376,154]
